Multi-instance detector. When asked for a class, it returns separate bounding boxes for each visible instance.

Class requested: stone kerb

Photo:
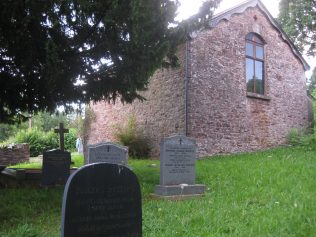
[87,142,128,165]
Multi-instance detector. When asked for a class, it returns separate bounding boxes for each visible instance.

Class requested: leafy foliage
[115,116,150,158]
[278,0,316,56]
[70,107,95,141]
[308,67,316,93]
[0,111,70,142]
[15,129,58,157]
[287,128,315,147]
[31,112,69,132]
[14,128,76,157]
[0,0,220,123]
[308,68,316,129]
[0,123,28,142]
[64,128,77,152]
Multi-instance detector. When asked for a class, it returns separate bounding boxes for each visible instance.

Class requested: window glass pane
[246,58,254,92]
[255,78,264,94]
[246,33,254,40]
[255,61,263,79]
[256,46,263,59]
[253,35,263,44]
[255,61,264,94]
[246,42,253,56]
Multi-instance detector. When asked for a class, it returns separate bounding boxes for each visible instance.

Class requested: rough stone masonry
[86,3,310,157]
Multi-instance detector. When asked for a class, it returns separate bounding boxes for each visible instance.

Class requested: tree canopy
[278,0,316,56]
[0,0,220,123]
[309,67,316,93]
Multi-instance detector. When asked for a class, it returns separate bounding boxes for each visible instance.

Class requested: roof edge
[208,0,310,71]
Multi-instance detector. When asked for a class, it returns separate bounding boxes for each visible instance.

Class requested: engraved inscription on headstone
[160,135,196,185]
[154,135,206,198]
[61,163,142,237]
[42,149,71,186]
[87,142,128,165]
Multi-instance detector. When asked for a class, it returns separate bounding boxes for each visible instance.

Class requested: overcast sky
[177,0,315,77]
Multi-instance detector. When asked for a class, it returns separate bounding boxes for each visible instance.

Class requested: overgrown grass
[1,146,315,236]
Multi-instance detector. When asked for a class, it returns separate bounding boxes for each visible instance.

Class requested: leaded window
[246,33,264,94]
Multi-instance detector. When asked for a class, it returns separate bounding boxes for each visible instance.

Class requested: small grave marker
[87,142,128,165]
[41,149,71,186]
[54,123,69,151]
[154,135,206,198]
[61,163,142,237]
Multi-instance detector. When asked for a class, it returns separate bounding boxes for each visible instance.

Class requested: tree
[31,111,69,132]
[278,0,316,56]
[308,67,316,93]
[0,0,220,123]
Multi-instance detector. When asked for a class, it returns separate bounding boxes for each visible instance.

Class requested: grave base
[153,184,206,199]
[0,168,77,188]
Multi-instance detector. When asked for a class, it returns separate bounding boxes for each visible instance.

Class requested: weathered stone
[154,135,206,198]
[42,149,71,186]
[0,144,30,166]
[85,5,309,158]
[87,142,128,165]
[159,135,196,185]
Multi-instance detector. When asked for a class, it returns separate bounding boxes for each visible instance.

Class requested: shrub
[15,129,58,157]
[287,128,303,146]
[64,128,77,152]
[114,117,150,158]
[287,128,316,147]
[9,126,77,157]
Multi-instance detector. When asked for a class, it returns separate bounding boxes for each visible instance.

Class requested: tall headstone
[154,135,206,198]
[61,163,142,237]
[42,149,71,186]
[54,123,69,151]
[87,142,128,165]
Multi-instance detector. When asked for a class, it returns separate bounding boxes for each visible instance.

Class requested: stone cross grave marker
[41,149,71,186]
[61,163,142,237]
[154,135,206,198]
[87,142,128,165]
[54,123,69,151]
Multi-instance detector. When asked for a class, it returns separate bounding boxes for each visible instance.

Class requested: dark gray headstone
[41,149,71,186]
[154,135,206,198]
[61,163,142,237]
[0,165,6,172]
[87,142,128,165]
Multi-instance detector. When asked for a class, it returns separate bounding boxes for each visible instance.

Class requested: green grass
[1,146,316,236]
[9,152,84,169]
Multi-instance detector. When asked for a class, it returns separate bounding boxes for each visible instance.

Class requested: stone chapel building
[86,0,311,157]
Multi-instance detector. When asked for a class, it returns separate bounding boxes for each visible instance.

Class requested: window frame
[245,33,265,95]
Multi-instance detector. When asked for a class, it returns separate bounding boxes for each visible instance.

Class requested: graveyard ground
[0,146,315,237]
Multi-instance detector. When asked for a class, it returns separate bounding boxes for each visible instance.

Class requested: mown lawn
[0,146,315,237]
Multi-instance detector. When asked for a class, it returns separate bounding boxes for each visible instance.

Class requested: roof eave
[209,0,310,71]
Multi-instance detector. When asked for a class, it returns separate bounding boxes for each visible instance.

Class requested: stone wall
[188,7,309,156]
[0,144,30,166]
[87,6,310,158]
[86,45,187,157]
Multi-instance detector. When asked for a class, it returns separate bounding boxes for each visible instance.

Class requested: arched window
[245,33,264,94]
